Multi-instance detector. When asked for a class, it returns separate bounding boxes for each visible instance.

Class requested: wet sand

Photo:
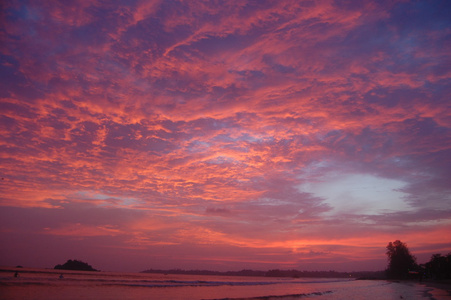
[420,280,451,299]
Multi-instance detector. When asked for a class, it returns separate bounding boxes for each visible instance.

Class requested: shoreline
[395,279,451,299]
[419,279,451,299]
[357,277,451,299]
[2,271,450,300]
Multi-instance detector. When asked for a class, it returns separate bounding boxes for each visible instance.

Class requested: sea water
[0,267,446,299]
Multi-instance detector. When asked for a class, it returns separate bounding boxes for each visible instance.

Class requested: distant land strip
[142,268,385,279]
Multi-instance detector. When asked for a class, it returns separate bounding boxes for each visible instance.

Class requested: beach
[1,267,450,299]
[420,280,451,299]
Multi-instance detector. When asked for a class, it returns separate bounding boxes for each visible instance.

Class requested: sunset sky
[1,0,450,273]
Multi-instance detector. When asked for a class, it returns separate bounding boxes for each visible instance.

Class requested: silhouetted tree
[54,259,98,271]
[386,240,416,279]
[425,253,451,279]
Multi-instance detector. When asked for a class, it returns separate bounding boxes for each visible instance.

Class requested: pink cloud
[1,0,450,272]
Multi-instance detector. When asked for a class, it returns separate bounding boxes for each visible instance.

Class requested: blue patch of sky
[187,140,211,153]
[205,156,236,165]
[6,4,41,22]
[75,191,141,207]
[298,173,412,216]
[390,0,451,32]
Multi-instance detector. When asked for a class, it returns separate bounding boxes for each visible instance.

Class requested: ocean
[0,267,448,299]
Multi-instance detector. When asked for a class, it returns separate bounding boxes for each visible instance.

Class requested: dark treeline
[386,240,451,280]
[423,253,451,280]
[143,241,451,280]
[142,269,265,277]
[142,268,385,279]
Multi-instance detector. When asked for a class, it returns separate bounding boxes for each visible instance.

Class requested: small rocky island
[54,259,98,271]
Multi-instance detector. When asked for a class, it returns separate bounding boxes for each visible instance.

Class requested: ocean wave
[202,290,334,300]
[100,280,284,288]
[1,277,338,289]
